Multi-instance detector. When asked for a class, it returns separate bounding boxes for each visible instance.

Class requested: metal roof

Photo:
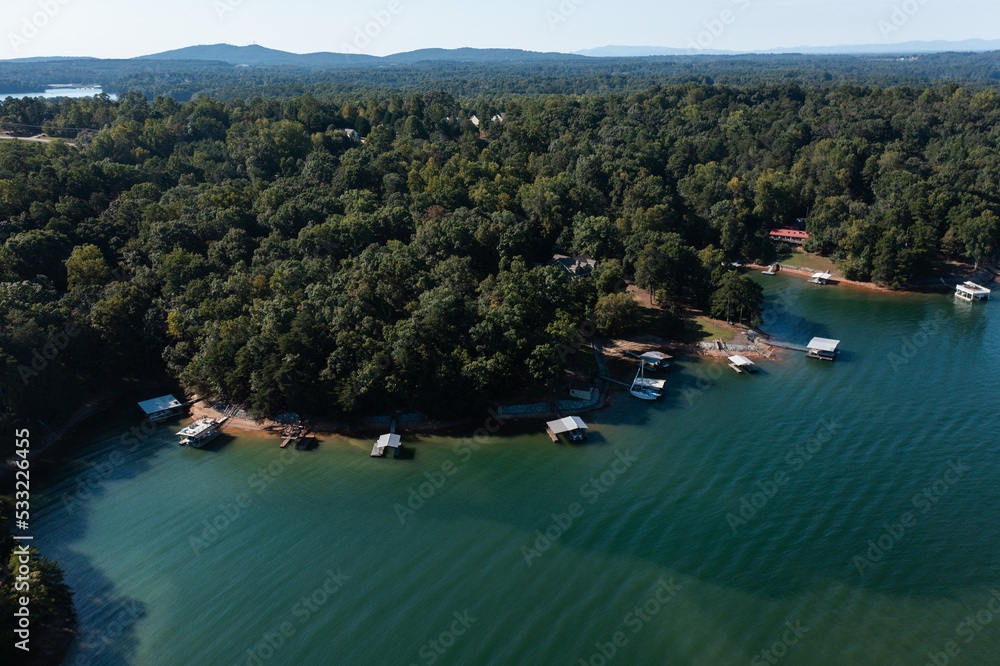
[807,338,840,353]
[377,434,402,449]
[639,351,673,362]
[729,355,755,367]
[138,395,182,415]
[811,273,833,280]
[546,417,588,434]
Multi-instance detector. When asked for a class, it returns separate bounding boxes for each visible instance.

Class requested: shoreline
[745,263,894,293]
[747,261,997,294]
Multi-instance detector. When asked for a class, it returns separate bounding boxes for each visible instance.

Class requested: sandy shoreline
[745,263,894,292]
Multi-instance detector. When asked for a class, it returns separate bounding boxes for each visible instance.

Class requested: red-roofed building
[769,229,810,245]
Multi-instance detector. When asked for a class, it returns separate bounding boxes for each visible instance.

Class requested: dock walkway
[764,340,809,352]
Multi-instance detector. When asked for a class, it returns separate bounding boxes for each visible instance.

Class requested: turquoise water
[31,275,1000,665]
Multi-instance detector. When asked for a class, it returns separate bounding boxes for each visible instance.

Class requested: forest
[1,81,999,434]
[2,51,1000,101]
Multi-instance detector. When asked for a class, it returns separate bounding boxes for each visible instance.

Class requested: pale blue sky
[2,0,997,59]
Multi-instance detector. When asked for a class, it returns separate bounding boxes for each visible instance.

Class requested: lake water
[2,87,116,99]
[31,275,1000,665]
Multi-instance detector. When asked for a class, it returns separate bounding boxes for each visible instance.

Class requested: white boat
[176,418,227,448]
[955,281,991,302]
[629,366,665,401]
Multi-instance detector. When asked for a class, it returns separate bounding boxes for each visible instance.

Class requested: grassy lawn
[678,315,737,343]
[779,249,840,276]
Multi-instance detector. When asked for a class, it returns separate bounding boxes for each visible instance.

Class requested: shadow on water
[32,407,174,664]
[57,557,148,666]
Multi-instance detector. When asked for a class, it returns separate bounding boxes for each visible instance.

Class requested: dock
[546,416,589,443]
[279,424,305,449]
[728,355,758,374]
[764,340,810,352]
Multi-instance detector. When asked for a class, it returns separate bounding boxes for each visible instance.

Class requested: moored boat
[176,417,227,448]
[629,366,665,400]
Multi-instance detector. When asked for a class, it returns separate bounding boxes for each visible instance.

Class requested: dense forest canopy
[1,81,999,435]
[2,51,1000,101]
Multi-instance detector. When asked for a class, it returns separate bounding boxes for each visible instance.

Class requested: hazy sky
[2,0,996,59]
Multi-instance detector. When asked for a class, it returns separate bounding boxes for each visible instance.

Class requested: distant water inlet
[31,274,1000,665]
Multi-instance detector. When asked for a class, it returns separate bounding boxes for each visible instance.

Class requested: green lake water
[31,274,1000,665]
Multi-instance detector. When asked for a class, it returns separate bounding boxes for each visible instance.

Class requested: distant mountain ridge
[578,38,1000,58]
[139,44,586,67]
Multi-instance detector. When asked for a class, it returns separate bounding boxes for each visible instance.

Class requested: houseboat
[176,418,227,448]
[955,282,991,302]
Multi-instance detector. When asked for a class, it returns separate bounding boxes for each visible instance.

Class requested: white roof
[808,338,840,353]
[811,273,833,280]
[176,419,217,437]
[138,395,182,415]
[546,416,588,434]
[958,282,991,294]
[729,355,755,367]
[377,434,402,449]
[639,351,673,363]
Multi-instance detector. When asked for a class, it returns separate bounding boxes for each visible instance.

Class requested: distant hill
[383,48,587,64]
[138,44,379,67]
[140,44,585,68]
[579,39,1000,58]
[575,46,737,58]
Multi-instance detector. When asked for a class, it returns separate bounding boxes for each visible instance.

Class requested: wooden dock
[765,340,809,352]
[546,427,559,443]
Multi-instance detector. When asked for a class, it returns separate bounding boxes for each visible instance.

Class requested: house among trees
[469,113,506,127]
[550,254,597,279]
[769,229,810,245]
[337,128,360,140]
